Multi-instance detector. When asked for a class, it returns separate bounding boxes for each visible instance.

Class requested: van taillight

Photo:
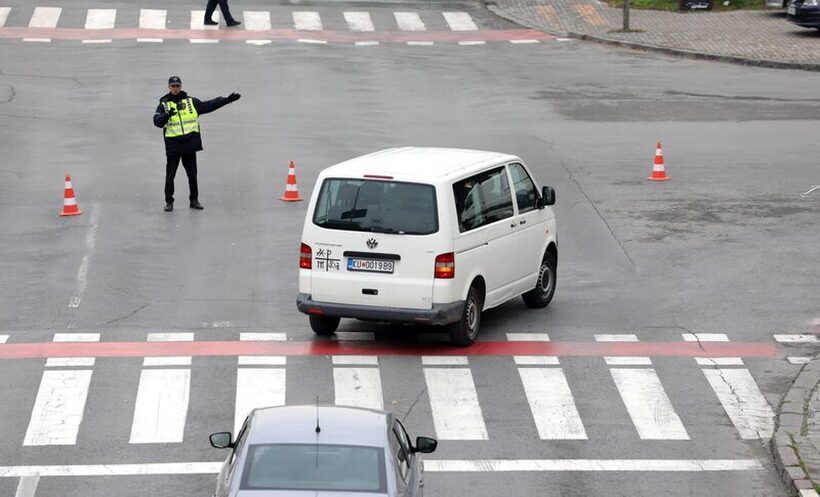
[434,252,455,279]
[300,243,312,269]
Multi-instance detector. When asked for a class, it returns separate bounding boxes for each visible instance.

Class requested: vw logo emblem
[366,238,378,249]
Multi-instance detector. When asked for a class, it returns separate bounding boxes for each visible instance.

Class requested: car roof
[247,405,389,447]
[321,147,518,183]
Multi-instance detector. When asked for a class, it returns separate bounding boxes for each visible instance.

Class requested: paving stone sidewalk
[488,0,820,69]
[772,354,820,496]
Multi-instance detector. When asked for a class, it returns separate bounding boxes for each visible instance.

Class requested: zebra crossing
[0,5,556,45]
[1,331,798,453]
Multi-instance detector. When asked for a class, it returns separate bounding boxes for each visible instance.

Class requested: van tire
[447,286,482,346]
[309,315,340,335]
[522,252,557,308]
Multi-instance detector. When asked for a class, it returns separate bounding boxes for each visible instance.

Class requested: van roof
[322,147,518,182]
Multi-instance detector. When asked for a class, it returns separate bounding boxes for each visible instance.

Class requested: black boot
[190,201,204,210]
[204,18,218,25]
[164,202,174,212]
[226,19,241,27]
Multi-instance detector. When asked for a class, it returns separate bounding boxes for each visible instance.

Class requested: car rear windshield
[240,443,387,493]
[313,178,438,235]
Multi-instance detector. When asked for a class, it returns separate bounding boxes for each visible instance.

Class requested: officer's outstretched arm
[153,103,170,128]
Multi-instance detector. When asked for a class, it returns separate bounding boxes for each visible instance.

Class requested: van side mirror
[413,436,438,454]
[209,432,233,449]
[538,186,556,208]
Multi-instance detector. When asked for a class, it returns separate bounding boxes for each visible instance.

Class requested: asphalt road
[1,1,820,496]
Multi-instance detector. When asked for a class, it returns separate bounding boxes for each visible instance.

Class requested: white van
[297,147,557,345]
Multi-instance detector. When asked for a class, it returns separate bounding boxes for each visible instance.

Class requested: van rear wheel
[522,252,557,308]
[447,286,482,346]
[309,315,340,335]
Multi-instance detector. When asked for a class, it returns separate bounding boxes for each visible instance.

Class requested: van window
[508,163,538,214]
[313,178,438,235]
[453,166,514,233]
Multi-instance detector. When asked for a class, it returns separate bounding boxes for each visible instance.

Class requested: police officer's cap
[168,76,182,85]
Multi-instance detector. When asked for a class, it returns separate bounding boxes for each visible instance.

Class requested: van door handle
[510,222,518,228]
[520,219,527,225]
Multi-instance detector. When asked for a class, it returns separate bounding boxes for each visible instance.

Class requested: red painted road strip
[0,341,781,360]
[0,27,555,42]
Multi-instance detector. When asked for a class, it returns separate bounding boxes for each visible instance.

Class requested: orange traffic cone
[60,174,82,216]
[647,142,670,182]
[279,161,303,202]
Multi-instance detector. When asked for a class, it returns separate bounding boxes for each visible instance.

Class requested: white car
[297,147,557,345]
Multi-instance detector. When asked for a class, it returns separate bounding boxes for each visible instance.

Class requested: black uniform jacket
[153,91,232,156]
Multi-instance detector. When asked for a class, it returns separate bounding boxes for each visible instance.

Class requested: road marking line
[333,355,378,366]
[297,38,327,44]
[423,459,764,472]
[53,333,100,342]
[422,356,468,366]
[14,475,39,497]
[293,11,322,31]
[148,332,193,342]
[129,369,190,443]
[424,366,488,440]
[143,356,191,366]
[604,356,652,366]
[23,370,93,446]
[443,12,478,31]
[243,10,271,45]
[788,357,812,365]
[394,12,426,31]
[611,368,689,440]
[332,332,375,341]
[0,462,223,477]
[518,368,586,439]
[0,7,10,27]
[0,335,7,344]
[702,368,774,439]
[458,40,485,45]
[238,356,286,366]
[683,333,729,342]
[239,333,286,364]
[507,333,549,341]
[595,334,638,342]
[355,41,379,46]
[235,368,286,433]
[774,334,818,343]
[27,7,61,33]
[514,356,559,365]
[68,204,99,308]
[82,9,115,43]
[695,357,744,366]
[45,357,95,367]
[191,10,218,43]
[344,12,375,32]
[138,8,166,42]
[334,367,383,410]
[509,39,539,44]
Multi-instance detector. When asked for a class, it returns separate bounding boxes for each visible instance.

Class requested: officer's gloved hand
[228,92,241,102]
[166,108,177,117]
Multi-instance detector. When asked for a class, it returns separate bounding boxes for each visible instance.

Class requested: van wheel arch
[467,276,486,306]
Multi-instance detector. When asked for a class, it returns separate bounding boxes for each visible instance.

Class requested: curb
[772,353,820,497]
[486,3,820,72]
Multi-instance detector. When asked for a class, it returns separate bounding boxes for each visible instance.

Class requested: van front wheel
[309,315,340,335]
[522,252,557,308]
[448,287,482,346]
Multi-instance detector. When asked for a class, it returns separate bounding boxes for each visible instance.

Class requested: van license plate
[347,258,395,273]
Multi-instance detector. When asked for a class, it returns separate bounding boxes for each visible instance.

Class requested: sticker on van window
[315,248,341,271]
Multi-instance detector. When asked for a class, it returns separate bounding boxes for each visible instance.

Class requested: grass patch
[605,0,766,11]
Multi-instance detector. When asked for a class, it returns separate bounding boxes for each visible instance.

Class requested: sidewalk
[488,0,820,69]
[772,354,820,496]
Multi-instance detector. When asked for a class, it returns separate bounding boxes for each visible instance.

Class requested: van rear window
[313,178,438,235]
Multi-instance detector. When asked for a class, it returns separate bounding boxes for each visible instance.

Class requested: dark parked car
[787,0,820,29]
[209,405,438,497]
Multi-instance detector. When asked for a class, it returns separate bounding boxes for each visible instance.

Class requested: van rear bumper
[297,293,463,325]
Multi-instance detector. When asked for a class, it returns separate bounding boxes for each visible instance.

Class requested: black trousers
[204,0,236,23]
[165,153,198,204]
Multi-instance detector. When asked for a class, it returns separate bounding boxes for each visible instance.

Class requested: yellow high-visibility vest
[162,98,200,138]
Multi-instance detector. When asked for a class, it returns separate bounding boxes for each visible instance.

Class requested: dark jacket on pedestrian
[153,91,232,156]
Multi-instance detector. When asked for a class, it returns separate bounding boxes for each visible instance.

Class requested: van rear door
[308,178,439,310]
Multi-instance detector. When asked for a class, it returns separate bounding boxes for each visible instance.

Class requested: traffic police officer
[153,76,241,211]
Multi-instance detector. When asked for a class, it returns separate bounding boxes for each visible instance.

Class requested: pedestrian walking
[153,76,241,212]
[204,0,241,26]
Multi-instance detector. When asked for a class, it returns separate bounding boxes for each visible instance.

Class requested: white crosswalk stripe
[423,357,488,440]
[611,368,689,440]
[191,10,219,43]
[24,7,61,42]
[394,12,426,31]
[334,356,383,410]
[0,7,10,27]
[442,12,478,31]
[138,9,166,42]
[83,9,115,43]
[344,11,375,32]
[702,368,774,439]
[234,333,287,433]
[518,367,587,439]
[293,11,322,31]
[243,11,271,45]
